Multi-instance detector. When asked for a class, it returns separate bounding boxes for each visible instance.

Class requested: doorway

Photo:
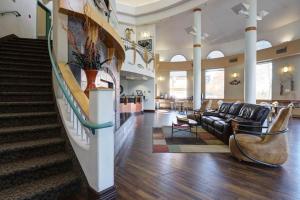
[37,2,51,39]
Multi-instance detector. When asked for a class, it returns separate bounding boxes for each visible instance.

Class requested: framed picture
[138,39,152,52]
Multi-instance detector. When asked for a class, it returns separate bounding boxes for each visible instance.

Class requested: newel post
[89,88,116,200]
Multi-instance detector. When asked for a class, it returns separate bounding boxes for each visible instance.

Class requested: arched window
[256,40,272,50]
[207,50,225,59]
[170,55,187,62]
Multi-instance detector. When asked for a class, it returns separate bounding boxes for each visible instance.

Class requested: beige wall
[156,56,300,100]
[156,39,300,100]
[37,5,46,37]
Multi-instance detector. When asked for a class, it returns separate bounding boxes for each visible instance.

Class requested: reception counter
[120,96,143,113]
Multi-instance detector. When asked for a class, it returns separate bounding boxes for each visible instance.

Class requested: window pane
[207,51,225,59]
[170,55,187,62]
[170,71,187,99]
[256,40,272,50]
[205,69,224,99]
[256,62,272,100]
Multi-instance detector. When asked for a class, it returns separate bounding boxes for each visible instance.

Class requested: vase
[84,69,98,97]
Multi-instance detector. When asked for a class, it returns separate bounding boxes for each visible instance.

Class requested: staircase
[0,36,81,200]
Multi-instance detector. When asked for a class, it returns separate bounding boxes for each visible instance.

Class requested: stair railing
[47,26,113,138]
[0,11,21,17]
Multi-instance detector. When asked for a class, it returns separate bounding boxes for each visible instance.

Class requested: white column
[244,0,257,103]
[89,88,115,193]
[52,1,68,98]
[193,8,202,110]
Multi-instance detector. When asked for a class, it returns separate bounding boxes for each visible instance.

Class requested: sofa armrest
[231,119,267,134]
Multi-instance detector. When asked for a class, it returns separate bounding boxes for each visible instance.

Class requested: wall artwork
[138,39,152,52]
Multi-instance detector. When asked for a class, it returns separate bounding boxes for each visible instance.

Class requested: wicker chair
[229,105,293,167]
[187,100,210,123]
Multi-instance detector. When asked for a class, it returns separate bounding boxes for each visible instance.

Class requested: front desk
[120,96,143,113]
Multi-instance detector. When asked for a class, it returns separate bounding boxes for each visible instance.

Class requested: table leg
[171,123,174,138]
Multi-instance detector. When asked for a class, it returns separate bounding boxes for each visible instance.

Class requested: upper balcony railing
[93,0,120,34]
[122,38,155,73]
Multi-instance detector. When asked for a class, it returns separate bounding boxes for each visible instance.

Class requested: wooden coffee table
[172,118,198,139]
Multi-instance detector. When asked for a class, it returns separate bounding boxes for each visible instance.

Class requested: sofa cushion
[238,104,259,120]
[202,116,223,125]
[225,103,243,119]
[218,103,233,118]
[214,120,227,132]
[252,106,270,123]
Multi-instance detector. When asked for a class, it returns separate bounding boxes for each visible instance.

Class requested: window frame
[256,61,273,100]
[204,68,225,99]
[169,71,188,99]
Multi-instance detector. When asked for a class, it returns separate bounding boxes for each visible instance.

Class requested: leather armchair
[229,106,293,167]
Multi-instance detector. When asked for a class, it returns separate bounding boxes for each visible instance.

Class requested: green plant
[65,3,110,70]
[67,32,110,70]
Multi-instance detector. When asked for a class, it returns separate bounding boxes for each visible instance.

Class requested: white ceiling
[116,0,160,7]
[155,0,300,59]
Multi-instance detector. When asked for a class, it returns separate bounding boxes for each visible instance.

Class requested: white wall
[121,78,155,110]
[136,24,156,53]
[119,23,136,40]
[0,0,37,38]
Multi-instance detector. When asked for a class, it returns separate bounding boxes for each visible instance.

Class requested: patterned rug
[153,126,230,153]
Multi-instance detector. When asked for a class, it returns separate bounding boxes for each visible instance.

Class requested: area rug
[152,126,230,153]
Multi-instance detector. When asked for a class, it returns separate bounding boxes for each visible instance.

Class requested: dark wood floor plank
[116,111,300,199]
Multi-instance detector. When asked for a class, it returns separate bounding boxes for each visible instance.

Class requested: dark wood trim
[193,8,202,12]
[193,44,202,48]
[0,34,17,44]
[88,185,116,200]
[144,110,155,113]
[245,26,257,32]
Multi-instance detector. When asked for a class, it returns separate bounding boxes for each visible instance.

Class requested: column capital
[193,8,202,12]
[245,26,257,32]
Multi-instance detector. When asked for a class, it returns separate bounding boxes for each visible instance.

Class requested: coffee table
[172,118,198,139]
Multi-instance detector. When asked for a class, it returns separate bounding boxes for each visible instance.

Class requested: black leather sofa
[201,103,270,144]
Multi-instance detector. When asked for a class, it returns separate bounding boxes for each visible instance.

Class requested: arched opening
[256,40,272,50]
[170,54,187,62]
[207,50,225,59]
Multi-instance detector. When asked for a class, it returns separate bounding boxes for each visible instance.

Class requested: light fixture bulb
[233,73,238,78]
[283,66,289,73]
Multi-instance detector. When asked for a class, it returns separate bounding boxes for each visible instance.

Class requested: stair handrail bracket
[0,11,21,17]
[48,26,116,195]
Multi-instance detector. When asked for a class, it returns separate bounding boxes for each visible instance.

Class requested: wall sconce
[157,76,165,81]
[229,73,241,85]
[282,65,290,73]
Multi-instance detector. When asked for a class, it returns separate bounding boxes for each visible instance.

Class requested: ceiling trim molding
[117,0,207,25]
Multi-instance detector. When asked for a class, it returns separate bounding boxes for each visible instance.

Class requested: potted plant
[70,36,110,96]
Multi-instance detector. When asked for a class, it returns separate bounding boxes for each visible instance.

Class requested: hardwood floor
[115,110,300,200]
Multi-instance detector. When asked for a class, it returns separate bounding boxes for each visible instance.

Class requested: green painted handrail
[47,26,113,134]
